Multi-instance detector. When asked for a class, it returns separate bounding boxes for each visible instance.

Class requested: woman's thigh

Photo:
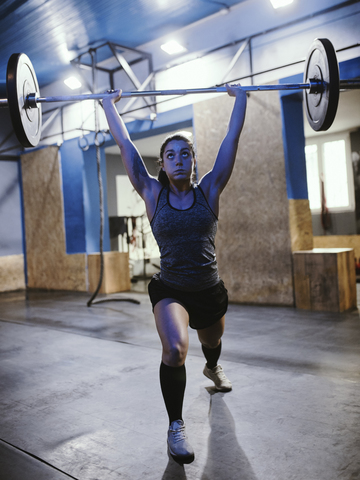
[197,315,225,349]
[154,298,190,366]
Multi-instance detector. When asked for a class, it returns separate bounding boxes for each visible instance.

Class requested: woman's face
[161,140,196,183]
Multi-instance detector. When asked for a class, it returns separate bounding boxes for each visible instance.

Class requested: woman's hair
[157,131,196,186]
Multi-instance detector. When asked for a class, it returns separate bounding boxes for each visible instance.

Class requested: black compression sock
[202,340,222,370]
[159,362,186,425]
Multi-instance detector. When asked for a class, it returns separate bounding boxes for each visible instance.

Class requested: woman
[103,85,247,464]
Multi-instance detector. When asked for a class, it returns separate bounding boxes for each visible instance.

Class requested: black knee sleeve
[160,362,186,425]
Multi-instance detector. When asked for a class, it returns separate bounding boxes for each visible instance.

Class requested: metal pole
[339,80,360,89]
[1,80,359,109]
[87,49,104,308]
[29,83,312,105]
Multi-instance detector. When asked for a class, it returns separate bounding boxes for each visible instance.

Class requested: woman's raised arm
[102,90,160,200]
[199,85,247,213]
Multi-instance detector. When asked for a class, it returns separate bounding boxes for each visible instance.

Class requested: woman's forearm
[102,92,153,196]
[103,100,131,150]
[226,89,247,143]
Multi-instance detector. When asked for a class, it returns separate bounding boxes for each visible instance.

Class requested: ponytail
[158,169,170,187]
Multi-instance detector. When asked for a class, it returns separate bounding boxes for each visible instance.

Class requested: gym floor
[0,284,359,480]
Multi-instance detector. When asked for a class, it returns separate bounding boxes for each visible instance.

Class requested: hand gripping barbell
[0,38,359,148]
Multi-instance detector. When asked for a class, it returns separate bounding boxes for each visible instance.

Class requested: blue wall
[60,139,86,253]
[82,145,110,253]
[339,56,360,82]
[60,138,110,254]
[279,83,308,200]
[126,104,193,140]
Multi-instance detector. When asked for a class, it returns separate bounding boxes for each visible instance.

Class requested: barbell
[0,37,359,148]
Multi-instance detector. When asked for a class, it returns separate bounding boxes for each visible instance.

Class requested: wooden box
[293,248,357,312]
[88,252,131,294]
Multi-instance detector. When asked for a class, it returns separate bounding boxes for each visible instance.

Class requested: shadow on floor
[161,453,187,480]
[200,388,258,480]
[161,388,258,480]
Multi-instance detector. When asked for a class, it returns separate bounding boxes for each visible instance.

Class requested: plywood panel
[0,254,25,292]
[306,252,338,311]
[288,199,313,251]
[193,92,293,305]
[337,249,357,312]
[88,252,131,294]
[293,248,357,312]
[21,147,87,291]
[314,235,360,259]
[293,254,311,310]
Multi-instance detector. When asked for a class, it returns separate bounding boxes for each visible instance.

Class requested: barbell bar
[25,78,360,101]
[21,83,320,104]
[2,79,359,107]
[1,37,359,148]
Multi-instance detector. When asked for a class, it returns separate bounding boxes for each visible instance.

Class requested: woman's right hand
[102,89,122,107]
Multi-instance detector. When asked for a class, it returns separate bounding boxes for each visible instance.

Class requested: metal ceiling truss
[70,42,157,117]
[27,43,156,148]
[219,37,250,84]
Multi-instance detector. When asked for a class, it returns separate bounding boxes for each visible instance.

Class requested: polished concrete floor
[0,284,360,480]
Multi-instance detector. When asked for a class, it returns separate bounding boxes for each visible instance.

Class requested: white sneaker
[167,419,195,464]
[203,364,232,392]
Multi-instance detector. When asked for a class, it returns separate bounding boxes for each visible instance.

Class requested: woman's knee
[162,342,187,366]
[200,338,221,350]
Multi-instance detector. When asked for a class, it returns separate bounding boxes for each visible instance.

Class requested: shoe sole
[168,444,195,465]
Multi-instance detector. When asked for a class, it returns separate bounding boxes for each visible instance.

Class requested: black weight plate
[0,83,7,98]
[303,38,339,131]
[6,53,42,147]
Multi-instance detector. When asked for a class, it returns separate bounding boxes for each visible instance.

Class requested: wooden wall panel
[88,252,131,294]
[314,235,360,259]
[337,249,357,312]
[0,254,25,292]
[21,147,87,291]
[193,92,293,305]
[288,199,313,251]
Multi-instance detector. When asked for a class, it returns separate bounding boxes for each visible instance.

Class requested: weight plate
[0,83,7,99]
[6,53,42,147]
[303,38,339,131]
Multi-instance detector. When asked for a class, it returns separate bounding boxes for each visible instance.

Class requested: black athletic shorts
[148,273,228,330]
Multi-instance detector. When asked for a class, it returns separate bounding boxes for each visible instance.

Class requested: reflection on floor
[0,289,359,480]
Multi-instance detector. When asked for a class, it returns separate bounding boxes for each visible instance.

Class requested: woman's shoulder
[196,177,212,202]
[144,178,166,221]
[196,178,219,218]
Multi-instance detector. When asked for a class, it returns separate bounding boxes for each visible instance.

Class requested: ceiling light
[161,40,187,55]
[64,77,82,90]
[269,0,294,8]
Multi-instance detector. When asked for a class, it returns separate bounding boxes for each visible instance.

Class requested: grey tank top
[150,184,220,291]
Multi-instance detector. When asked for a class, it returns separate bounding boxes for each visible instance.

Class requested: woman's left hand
[225,83,245,98]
